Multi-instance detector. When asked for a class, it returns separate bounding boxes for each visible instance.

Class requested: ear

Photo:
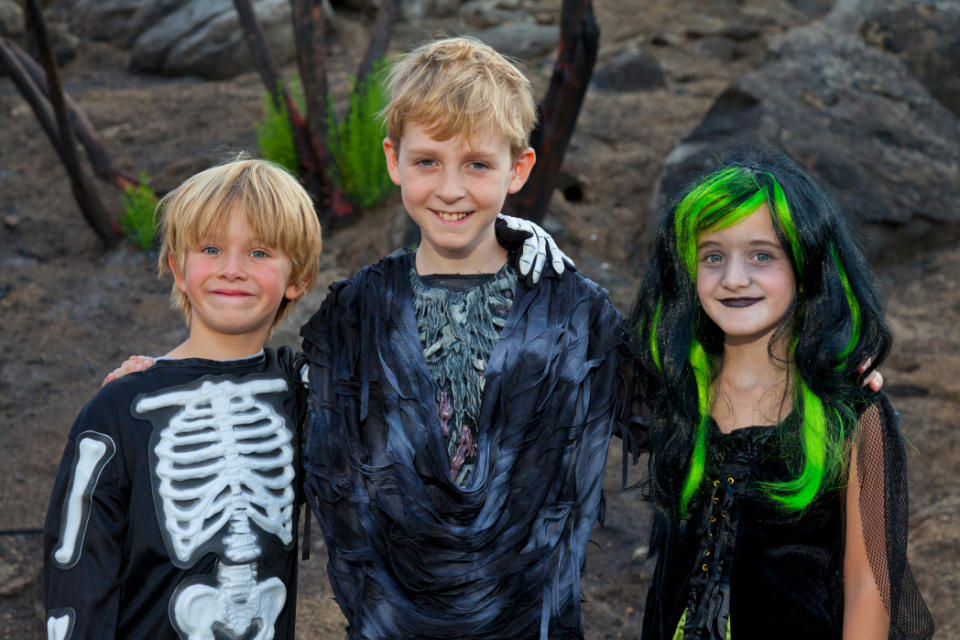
[285,279,307,302]
[168,253,188,294]
[383,137,402,186]
[508,147,536,194]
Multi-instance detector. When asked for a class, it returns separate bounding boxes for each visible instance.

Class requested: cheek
[695,268,714,305]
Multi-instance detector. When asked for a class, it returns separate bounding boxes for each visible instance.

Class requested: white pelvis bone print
[135,377,295,640]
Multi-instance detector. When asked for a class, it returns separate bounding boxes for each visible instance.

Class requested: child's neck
[712,337,792,433]
[414,242,508,276]
[164,331,269,361]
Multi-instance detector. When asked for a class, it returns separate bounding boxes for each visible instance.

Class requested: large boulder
[130,0,295,79]
[70,0,190,48]
[471,21,559,61]
[652,23,960,258]
[858,0,960,117]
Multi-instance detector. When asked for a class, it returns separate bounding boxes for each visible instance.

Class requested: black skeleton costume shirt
[43,348,305,640]
[300,249,622,640]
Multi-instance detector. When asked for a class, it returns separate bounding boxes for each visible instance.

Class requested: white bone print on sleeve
[46,608,75,640]
[52,432,116,569]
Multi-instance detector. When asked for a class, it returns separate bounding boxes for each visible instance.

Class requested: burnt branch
[290,0,355,222]
[355,0,400,84]
[8,41,139,191]
[0,37,60,144]
[22,0,120,245]
[504,0,599,225]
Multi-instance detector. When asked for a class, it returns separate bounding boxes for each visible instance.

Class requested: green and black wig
[629,149,891,518]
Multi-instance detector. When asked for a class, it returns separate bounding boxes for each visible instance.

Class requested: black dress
[641,393,934,640]
[300,250,622,639]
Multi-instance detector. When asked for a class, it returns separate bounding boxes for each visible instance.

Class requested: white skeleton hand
[498,214,574,283]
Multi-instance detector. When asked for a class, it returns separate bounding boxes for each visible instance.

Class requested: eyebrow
[697,239,783,250]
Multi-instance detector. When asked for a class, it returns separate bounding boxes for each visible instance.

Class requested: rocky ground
[1,0,958,638]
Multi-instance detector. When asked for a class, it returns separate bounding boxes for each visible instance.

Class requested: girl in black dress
[630,150,933,640]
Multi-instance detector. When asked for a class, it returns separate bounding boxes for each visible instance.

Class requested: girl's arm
[842,417,889,639]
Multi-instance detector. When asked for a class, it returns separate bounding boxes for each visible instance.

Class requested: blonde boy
[43,158,321,640]
[300,37,622,640]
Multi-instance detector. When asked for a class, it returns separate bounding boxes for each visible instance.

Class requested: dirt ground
[1,1,958,638]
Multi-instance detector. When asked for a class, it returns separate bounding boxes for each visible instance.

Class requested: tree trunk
[355,0,400,85]
[7,40,140,191]
[503,0,599,225]
[23,0,120,245]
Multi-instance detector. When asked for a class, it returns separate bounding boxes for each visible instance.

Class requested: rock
[471,22,559,61]
[652,23,960,258]
[460,0,526,29]
[591,47,665,92]
[70,0,190,48]
[130,0,295,79]
[0,0,23,39]
[858,0,960,117]
[401,0,463,20]
[693,34,745,62]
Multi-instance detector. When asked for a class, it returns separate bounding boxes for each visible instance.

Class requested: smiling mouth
[212,290,253,297]
[720,297,762,307]
[431,209,473,222]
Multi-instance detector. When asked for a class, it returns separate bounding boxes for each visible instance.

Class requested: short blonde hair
[157,157,322,327]
[382,37,537,159]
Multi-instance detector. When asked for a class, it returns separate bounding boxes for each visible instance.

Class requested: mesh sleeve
[852,396,934,639]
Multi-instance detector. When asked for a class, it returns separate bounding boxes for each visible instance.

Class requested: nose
[721,256,750,290]
[219,250,247,280]
[435,167,465,203]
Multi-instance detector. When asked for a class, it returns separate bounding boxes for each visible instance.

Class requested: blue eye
[702,254,723,264]
[251,249,268,259]
[754,252,772,262]
[201,246,219,256]
[469,161,490,170]
[416,158,437,168]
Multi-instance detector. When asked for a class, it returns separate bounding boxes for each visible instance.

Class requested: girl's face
[695,205,797,347]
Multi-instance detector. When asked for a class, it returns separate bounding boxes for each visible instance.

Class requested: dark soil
[1,1,957,638]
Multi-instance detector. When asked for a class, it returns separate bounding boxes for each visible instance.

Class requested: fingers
[866,370,883,392]
[545,235,567,275]
[101,355,154,388]
[518,241,537,277]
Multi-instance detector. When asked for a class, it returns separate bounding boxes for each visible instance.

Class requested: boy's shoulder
[90,347,299,418]
[552,267,622,320]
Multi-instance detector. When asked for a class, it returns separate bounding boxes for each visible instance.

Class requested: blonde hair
[382,36,537,159]
[157,156,322,327]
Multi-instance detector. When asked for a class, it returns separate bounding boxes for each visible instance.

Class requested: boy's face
[170,205,306,348]
[384,122,535,273]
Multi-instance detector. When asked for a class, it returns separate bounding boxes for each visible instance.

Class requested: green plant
[120,173,158,251]
[256,77,303,174]
[254,65,395,209]
[327,59,395,209]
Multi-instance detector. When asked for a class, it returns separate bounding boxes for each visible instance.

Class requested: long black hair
[629,148,891,517]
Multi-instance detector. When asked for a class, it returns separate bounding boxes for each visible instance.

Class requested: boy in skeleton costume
[42,159,322,640]
[300,38,622,639]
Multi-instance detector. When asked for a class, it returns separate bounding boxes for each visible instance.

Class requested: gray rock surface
[471,21,559,61]
[653,23,960,256]
[0,0,23,40]
[858,0,960,117]
[71,0,190,48]
[128,0,294,79]
[592,47,665,92]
